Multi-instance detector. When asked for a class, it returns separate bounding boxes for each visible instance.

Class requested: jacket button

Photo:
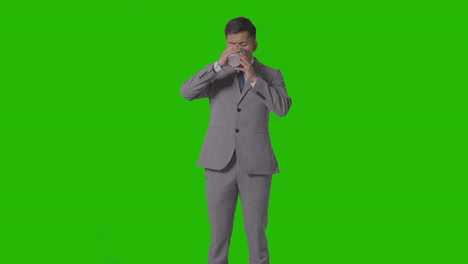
[237,108,241,112]
[235,129,239,133]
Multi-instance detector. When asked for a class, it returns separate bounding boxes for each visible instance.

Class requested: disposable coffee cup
[228,47,246,67]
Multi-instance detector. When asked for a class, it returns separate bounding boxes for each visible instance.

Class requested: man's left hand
[235,53,258,83]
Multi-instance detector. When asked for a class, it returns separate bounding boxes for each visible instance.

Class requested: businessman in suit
[181,17,292,264]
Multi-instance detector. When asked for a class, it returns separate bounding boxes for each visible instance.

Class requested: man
[181,17,292,264]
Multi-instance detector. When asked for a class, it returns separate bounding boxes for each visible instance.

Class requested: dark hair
[224,17,256,40]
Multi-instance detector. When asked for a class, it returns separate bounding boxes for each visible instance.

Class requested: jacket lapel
[238,58,265,106]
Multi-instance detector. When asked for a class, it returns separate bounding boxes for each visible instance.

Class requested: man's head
[225,17,258,62]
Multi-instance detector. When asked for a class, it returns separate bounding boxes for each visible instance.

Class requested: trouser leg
[205,155,238,264]
[237,166,272,264]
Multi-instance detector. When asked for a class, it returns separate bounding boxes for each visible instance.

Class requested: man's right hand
[217,46,241,68]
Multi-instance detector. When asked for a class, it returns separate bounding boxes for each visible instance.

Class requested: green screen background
[1,1,466,263]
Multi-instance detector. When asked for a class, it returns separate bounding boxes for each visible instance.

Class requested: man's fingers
[235,56,251,68]
[235,63,246,71]
[230,50,240,56]
[237,53,249,63]
[226,49,240,57]
[235,59,249,68]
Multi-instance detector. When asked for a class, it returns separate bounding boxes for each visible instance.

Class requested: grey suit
[181,58,291,174]
[181,58,291,264]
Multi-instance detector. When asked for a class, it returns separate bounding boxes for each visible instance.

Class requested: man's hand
[217,46,241,68]
[235,53,258,83]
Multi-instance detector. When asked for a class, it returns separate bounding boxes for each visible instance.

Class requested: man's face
[226,31,258,62]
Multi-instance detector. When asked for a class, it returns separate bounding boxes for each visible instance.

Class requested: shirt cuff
[250,80,257,88]
[213,61,222,73]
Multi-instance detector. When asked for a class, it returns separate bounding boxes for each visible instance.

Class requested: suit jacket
[181,58,292,174]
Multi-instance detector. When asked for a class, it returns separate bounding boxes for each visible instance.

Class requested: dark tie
[238,71,245,93]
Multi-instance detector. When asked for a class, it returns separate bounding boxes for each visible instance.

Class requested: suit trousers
[205,152,272,264]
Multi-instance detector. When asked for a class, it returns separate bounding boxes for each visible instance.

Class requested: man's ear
[253,41,258,52]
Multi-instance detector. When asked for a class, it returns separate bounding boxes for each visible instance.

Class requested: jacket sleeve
[250,69,292,117]
[180,64,217,101]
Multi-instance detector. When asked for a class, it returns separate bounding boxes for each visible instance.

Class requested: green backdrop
[1,1,466,263]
